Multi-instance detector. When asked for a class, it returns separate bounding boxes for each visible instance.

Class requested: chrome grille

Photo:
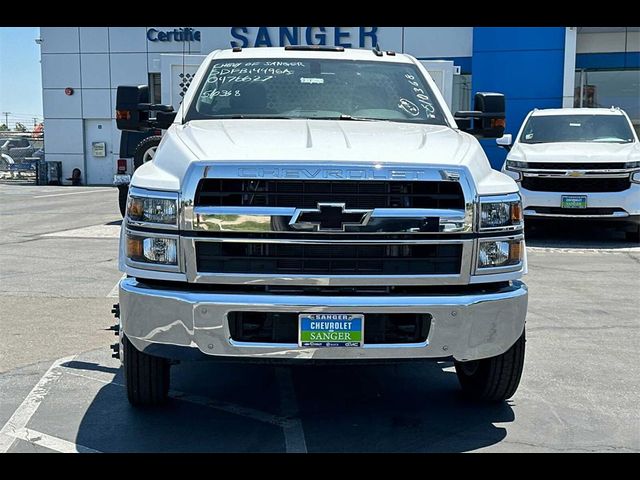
[181,164,475,286]
[524,162,629,170]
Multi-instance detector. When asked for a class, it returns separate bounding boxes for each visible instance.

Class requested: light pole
[2,112,10,128]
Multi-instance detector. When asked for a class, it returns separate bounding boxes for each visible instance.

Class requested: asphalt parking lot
[0,183,638,453]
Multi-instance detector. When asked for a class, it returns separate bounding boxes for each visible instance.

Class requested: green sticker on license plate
[299,313,363,347]
[561,195,587,209]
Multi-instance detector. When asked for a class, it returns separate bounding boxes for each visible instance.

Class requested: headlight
[127,196,177,225]
[479,194,523,231]
[505,160,528,170]
[478,239,523,269]
[503,168,522,182]
[126,234,178,266]
[631,171,640,184]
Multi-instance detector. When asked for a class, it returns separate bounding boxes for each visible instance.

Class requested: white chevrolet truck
[112,46,528,406]
[500,107,640,241]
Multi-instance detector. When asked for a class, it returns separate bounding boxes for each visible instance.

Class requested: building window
[452,74,472,113]
[149,73,162,104]
[574,69,640,136]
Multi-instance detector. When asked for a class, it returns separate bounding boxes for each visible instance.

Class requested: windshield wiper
[202,114,382,121]
[205,114,298,120]
[309,114,381,122]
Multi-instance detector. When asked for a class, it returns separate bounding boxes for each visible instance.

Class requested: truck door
[84,119,113,185]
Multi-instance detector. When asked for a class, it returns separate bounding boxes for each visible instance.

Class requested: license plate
[299,313,363,347]
[561,195,587,209]
[113,174,131,185]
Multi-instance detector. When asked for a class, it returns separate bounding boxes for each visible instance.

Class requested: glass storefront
[574,69,640,136]
[452,74,472,113]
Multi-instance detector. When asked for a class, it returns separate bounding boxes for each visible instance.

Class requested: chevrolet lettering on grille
[289,203,372,231]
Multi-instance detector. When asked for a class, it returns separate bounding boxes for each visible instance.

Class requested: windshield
[186,58,448,125]
[520,114,635,144]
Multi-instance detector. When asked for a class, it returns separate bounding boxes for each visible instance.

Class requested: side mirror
[115,85,175,132]
[454,92,506,138]
[155,111,178,130]
[496,133,513,151]
[116,85,149,132]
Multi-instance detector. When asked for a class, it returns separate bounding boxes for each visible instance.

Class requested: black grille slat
[522,177,630,193]
[228,312,431,344]
[529,207,624,216]
[196,242,462,275]
[195,179,464,209]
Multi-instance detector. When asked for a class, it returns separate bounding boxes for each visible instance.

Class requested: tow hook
[109,303,120,336]
[110,303,121,358]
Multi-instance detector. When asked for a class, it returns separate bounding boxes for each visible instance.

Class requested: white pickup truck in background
[500,107,640,242]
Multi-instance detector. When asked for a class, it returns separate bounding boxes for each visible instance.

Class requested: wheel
[625,224,640,243]
[133,136,162,170]
[117,184,129,218]
[123,335,170,406]
[454,329,526,402]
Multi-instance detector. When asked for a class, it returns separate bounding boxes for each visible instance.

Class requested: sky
[0,27,43,128]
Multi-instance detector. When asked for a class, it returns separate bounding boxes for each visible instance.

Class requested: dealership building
[38,27,640,185]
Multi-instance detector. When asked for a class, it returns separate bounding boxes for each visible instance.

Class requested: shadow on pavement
[74,360,514,452]
[525,219,637,249]
[62,360,119,375]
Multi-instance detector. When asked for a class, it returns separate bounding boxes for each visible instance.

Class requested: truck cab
[113,46,528,406]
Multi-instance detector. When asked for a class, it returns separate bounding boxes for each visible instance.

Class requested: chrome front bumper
[119,278,528,362]
[520,182,640,219]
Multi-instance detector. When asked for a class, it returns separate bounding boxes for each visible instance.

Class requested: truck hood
[177,119,470,164]
[511,141,640,163]
[132,119,516,195]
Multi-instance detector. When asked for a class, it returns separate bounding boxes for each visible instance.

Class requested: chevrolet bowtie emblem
[567,171,584,177]
[289,203,372,231]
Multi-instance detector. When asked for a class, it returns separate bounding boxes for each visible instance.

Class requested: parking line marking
[62,370,288,429]
[107,274,125,298]
[276,368,308,453]
[51,360,307,453]
[0,355,75,453]
[11,428,101,454]
[169,391,285,426]
[44,224,121,239]
[527,246,640,254]
[62,370,123,387]
[33,189,113,198]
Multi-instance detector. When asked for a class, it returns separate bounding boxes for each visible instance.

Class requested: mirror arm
[135,103,175,113]
[454,111,505,120]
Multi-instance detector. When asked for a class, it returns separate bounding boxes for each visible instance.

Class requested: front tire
[123,335,170,406]
[454,329,526,402]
